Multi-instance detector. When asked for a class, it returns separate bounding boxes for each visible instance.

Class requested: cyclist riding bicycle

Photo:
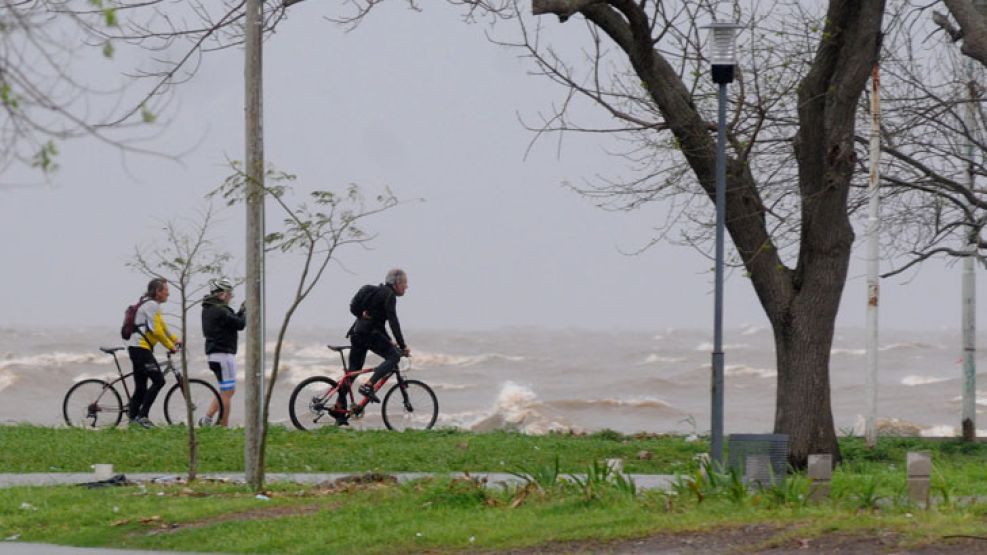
[332,268,411,426]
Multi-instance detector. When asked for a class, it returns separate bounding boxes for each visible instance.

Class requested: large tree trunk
[532,0,885,466]
[772,293,844,465]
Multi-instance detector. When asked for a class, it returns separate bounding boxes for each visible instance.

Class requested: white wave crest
[880,342,935,352]
[832,343,935,358]
[551,397,681,412]
[429,382,473,391]
[412,351,524,368]
[851,415,924,436]
[920,424,987,437]
[72,372,119,382]
[920,425,956,437]
[740,325,765,336]
[455,381,575,435]
[901,375,950,386]
[292,345,336,359]
[0,352,108,370]
[724,365,776,379]
[694,342,751,352]
[641,354,687,364]
[831,348,866,356]
[948,393,987,406]
[0,372,15,393]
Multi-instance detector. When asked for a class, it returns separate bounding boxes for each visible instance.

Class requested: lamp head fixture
[705,20,742,84]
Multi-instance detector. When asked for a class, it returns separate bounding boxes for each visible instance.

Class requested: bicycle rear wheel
[382,379,438,431]
[63,379,124,429]
[163,379,223,427]
[288,376,339,431]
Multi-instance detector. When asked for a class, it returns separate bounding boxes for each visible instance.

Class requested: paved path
[0,471,676,490]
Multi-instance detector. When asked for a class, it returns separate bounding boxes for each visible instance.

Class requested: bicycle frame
[102,350,183,402]
[324,346,409,417]
[103,349,134,407]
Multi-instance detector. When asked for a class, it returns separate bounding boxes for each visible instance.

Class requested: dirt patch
[133,502,336,536]
[173,502,333,530]
[486,526,987,554]
[124,473,400,537]
[481,524,779,554]
[316,471,398,491]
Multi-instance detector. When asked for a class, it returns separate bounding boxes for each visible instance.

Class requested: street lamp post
[705,14,741,466]
[959,0,987,441]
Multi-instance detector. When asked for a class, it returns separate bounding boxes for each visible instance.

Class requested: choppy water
[1,325,984,436]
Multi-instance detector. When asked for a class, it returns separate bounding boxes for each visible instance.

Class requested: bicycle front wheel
[63,379,124,429]
[382,379,438,431]
[163,379,223,427]
[288,376,339,431]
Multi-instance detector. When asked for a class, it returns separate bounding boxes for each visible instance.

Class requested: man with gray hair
[333,268,411,424]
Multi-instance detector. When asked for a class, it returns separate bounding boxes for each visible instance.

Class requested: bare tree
[129,205,233,480]
[212,164,401,487]
[0,1,169,183]
[436,0,881,466]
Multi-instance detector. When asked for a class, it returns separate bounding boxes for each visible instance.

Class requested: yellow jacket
[128,300,178,351]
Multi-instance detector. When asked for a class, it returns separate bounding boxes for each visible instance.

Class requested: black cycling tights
[127,347,166,419]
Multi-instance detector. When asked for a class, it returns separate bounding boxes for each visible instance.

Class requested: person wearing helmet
[199,277,245,427]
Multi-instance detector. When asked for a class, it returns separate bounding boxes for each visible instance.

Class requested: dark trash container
[727,433,788,487]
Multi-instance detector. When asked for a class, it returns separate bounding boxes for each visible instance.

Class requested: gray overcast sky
[0,3,979,334]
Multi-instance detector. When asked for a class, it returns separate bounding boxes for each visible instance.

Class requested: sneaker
[358,383,380,403]
[197,414,214,427]
[328,406,349,427]
[130,417,155,429]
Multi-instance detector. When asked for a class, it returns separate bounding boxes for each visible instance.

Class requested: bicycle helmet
[209,277,234,293]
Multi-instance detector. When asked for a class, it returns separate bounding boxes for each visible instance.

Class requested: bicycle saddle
[99,346,126,354]
[326,344,351,352]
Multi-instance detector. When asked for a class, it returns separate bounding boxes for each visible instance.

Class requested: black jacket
[201,294,246,354]
[347,283,406,349]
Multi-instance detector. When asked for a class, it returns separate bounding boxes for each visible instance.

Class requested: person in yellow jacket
[127,278,182,428]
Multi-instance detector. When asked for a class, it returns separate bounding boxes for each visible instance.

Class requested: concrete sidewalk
[0,471,676,490]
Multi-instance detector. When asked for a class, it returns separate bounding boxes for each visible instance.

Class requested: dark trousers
[127,347,165,419]
[338,332,400,408]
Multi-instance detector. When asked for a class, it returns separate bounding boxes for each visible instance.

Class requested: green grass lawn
[0,425,703,474]
[2,426,987,554]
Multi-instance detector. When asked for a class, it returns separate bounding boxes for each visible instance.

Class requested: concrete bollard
[907,451,932,508]
[695,453,711,478]
[807,454,832,502]
[605,458,624,474]
[92,464,114,481]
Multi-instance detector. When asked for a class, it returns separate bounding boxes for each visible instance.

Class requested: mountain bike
[288,345,438,431]
[62,347,223,429]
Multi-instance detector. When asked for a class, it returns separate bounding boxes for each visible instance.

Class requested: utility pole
[961,55,977,442]
[865,64,881,448]
[244,0,266,489]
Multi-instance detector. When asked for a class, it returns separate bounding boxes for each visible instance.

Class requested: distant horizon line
[0,322,979,335]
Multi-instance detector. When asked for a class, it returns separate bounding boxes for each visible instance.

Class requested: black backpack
[349,284,379,319]
[120,296,150,340]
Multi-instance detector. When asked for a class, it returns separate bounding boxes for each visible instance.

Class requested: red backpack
[120,297,150,340]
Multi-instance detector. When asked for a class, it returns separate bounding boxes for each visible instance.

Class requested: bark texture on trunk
[532,0,886,466]
[781,0,886,464]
